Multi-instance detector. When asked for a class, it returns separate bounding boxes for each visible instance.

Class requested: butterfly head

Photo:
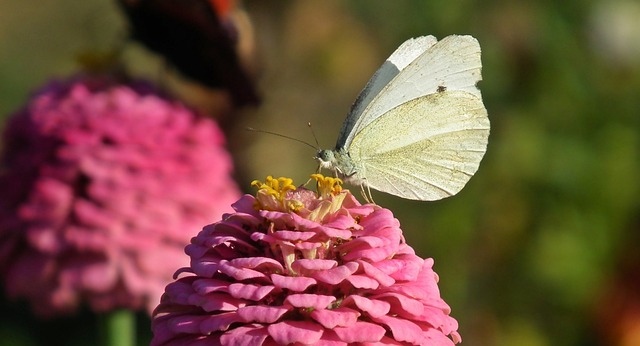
[316,148,360,181]
[315,149,336,170]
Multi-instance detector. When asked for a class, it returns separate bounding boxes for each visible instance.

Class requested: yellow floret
[311,173,343,198]
[252,176,298,212]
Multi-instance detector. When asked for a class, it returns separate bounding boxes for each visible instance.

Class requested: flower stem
[100,309,135,346]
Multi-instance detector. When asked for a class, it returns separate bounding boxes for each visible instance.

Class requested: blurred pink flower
[151,175,460,345]
[0,75,241,316]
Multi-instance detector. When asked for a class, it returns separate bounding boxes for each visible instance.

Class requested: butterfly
[316,35,490,202]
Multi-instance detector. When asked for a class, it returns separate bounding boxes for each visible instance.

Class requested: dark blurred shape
[593,230,640,346]
[117,0,259,107]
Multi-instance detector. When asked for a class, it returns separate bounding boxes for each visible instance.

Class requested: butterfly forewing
[342,35,483,149]
[336,36,438,148]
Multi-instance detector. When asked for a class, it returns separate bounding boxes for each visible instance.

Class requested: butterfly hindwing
[348,91,489,200]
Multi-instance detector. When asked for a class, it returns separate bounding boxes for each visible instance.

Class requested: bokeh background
[1,0,640,345]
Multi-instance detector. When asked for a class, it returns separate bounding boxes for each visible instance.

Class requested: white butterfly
[316,35,490,201]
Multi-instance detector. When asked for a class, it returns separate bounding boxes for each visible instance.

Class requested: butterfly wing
[348,91,489,201]
[336,36,438,148]
[340,35,483,149]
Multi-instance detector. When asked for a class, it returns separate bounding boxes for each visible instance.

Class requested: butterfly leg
[303,177,313,188]
[333,168,342,180]
[360,183,375,204]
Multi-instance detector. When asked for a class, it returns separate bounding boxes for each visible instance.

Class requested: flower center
[251,174,343,213]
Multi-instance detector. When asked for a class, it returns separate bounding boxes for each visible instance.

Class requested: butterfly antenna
[307,122,321,149]
[246,127,317,150]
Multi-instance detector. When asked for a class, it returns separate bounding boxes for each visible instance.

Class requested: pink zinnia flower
[0,75,241,316]
[152,175,460,345]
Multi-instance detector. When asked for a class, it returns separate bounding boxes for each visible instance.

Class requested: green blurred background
[1,0,639,345]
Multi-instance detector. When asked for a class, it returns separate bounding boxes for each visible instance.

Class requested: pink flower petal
[230,195,260,215]
[312,262,359,285]
[358,260,396,287]
[315,226,353,239]
[295,241,325,251]
[267,321,324,345]
[333,321,387,343]
[292,259,337,272]
[165,314,204,334]
[372,315,424,344]
[387,254,423,281]
[219,324,269,346]
[422,328,459,346]
[357,209,400,232]
[191,293,246,312]
[343,295,390,318]
[285,294,336,309]
[218,260,268,281]
[310,307,360,328]
[270,274,316,291]
[322,213,358,230]
[361,336,405,345]
[199,312,240,333]
[190,258,223,278]
[372,292,424,317]
[228,283,275,301]
[372,258,405,277]
[346,274,380,289]
[316,335,348,346]
[392,258,442,301]
[229,257,284,272]
[192,278,231,295]
[416,305,459,336]
[162,278,197,305]
[237,305,291,323]
[271,230,317,241]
